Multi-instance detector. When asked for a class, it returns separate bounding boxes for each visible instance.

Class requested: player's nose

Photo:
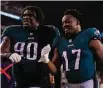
[23,15,31,20]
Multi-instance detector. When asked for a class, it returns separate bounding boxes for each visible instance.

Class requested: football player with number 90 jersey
[1,6,59,88]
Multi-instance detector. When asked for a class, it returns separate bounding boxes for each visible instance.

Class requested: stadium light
[0,11,21,20]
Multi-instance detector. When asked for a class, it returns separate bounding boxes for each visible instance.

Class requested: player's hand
[38,44,51,63]
[9,53,21,63]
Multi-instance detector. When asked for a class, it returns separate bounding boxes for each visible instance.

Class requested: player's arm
[47,60,57,74]
[39,25,61,73]
[38,58,57,74]
[1,36,12,59]
[52,48,61,70]
[38,45,60,74]
[89,39,103,62]
[50,48,61,88]
[49,48,61,74]
[0,36,21,63]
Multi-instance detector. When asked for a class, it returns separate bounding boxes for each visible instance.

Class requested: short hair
[21,6,44,24]
[63,9,83,24]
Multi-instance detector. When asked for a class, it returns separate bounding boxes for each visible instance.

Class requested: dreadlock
[21,6,44,24]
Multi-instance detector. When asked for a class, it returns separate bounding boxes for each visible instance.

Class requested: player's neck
[65,28,81,39]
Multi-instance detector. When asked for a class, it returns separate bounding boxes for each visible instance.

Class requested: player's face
[62,15,79,36]
[22,10,38,28]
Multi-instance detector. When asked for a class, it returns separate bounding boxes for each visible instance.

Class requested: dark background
[1,1,103,33]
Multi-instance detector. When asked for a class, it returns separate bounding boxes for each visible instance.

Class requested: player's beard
[23,21,39,31]
[23,18,34,28]
[23,22,36,31]
[64,28,77,38]
[23,21,32,28]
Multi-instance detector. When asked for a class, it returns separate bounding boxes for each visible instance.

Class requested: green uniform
[55,28,101,83]
[2,25,60,88]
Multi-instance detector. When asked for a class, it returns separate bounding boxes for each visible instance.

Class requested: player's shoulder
[6,25,22,29]
[4,25,23,32]
[2,25,23,38]
[84,27,100,35]
[2,25,23,35]
[44,25,57,30]
[83,27,101,40]
[45,25,58,30]
[39,25,60,35]
[45,25,60,35]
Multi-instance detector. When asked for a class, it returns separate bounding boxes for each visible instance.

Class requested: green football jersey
[2,25,60,85]
[56,28,101,83]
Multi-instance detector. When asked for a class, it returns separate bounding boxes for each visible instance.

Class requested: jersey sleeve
[87,28,101,41]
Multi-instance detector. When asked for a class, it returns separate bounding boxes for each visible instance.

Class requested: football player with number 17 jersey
[52,9,103,88]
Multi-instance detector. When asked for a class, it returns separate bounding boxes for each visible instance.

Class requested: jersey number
[14,42,38,60]
[62,49,81,71]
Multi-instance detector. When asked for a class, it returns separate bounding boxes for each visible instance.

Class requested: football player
[52,9,103,88]
[1,6,59,88]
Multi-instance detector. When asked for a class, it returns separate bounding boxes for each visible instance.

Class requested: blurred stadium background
[1,1,103,33]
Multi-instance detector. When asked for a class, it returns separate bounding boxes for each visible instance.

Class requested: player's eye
[23,14,34,17]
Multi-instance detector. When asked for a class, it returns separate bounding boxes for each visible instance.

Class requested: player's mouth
[64,27,72,33]
[23,19,32,25]
[23,20,31,23]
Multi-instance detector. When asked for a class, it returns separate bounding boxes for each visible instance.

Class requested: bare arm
[0,36,11,59]
[47,61,57,74]
[52,48,61,69]
[89,39,103,62]
[47,48,60,74]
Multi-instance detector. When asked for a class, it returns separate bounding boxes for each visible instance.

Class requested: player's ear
[76,24,81,31]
